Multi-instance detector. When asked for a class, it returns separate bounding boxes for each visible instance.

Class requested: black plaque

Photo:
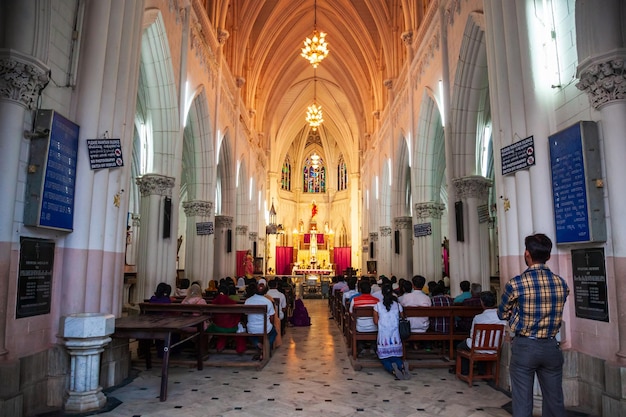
[572,248,608,322]
[196,222,214,235]
[17,238,55,318]
[500,135,535,175]
[87,139,124,169]
[413,222,432,237]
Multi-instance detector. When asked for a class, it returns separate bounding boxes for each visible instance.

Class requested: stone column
[182,200,214,284]
[578,53,626,359]
[135,174,176,302]
[60,313,115,413]
[452,176,492,291]
[0,49,50,356]
[412,202,445,282]
[378,226,392,276]
[236,225,249,252]
[214,215,233,280]
[393,216,413,280]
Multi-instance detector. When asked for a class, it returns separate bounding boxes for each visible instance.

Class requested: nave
[95,300,512,417]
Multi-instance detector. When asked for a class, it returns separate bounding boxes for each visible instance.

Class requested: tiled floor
[98,299,513,417]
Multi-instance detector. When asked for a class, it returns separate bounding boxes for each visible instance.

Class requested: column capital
[214,215,233,229]
[236,225,248,235]
[369,232,379,242]
[414,202,445,219]
[379,226,392,237]
[249,232,258,241]
[576,50,626,109]
[182,200,213,217]
[394,216,413,229]
[135,174,175,197]
[452,175,492,200]
[0,49,50,109]
[131,213,141,226]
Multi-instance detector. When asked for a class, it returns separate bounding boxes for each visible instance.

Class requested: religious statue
[243,249,254,279]
[311,200,318,219]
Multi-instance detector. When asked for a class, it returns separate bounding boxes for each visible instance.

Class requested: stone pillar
[135,174,176,302]
[214,215,233,280]
[378,226,392,276]
[452,176,492,291]
[412,202,445,282]
[182,200,214,284]
[0,49,50,356]
[578,53,626,360]
[236,225,249,252]
[393,216,413,280]
[60,313,115,413]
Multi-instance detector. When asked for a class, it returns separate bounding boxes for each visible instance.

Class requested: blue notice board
[549,122,605,244]
[24,110,79,231]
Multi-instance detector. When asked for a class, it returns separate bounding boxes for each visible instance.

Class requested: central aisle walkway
[99,299,512,417]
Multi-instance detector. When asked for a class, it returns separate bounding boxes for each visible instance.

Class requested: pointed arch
[448,12,489,178]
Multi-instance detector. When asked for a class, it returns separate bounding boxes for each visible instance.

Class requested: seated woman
[149,282,172,303]
[182,283,208,330]
[206,285,246,354]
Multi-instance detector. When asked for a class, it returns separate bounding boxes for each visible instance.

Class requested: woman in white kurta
[373,284,411,380]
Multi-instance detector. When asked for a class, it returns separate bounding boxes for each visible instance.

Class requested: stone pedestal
[60,313,115,413]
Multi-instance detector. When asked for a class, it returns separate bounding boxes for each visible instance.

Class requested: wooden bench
[348,305,483,370]
[402,305,483,366]
[138,302,272,369]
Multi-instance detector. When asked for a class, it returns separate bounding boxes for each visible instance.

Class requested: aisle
[98,299,512,417]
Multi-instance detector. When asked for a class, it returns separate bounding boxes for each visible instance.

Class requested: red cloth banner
[303,234,324,244]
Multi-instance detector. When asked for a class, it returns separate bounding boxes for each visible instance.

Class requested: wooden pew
[138,302,272,369]
[348,305,483,370]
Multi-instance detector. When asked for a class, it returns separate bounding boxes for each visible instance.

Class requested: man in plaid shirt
[498,233,569,417]
[430,283,452,333]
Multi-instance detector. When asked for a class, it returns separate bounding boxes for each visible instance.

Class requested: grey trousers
[510,336,565,417]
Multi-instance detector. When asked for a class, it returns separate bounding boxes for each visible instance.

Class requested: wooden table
[113,315,207,401]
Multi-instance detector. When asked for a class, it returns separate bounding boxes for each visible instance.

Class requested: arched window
[337,154,348,191]
[303,155,326,193]
[281,156,291,191]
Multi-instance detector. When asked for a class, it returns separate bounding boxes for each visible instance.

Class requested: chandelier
[310,152,321,169]
[301,0,329,68]
[306,72,323,130]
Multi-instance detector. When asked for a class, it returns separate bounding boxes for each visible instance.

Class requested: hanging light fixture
[306,70,323,130]
[301,0,329,68]
[310,152,320,169]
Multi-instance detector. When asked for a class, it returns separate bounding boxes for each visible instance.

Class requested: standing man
[498,233,569,417]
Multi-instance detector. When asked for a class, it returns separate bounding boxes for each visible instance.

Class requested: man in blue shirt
[498,233,569,417]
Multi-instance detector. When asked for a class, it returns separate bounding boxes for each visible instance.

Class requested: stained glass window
[337,154,348,191]
[281,156,291,191]
[303,156,326,193]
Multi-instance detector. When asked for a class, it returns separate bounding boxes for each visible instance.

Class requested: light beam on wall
[438,80,445,127]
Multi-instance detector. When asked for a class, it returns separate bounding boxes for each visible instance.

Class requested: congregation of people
[328,272,502,380]
[146,272,501,380]
[146,275,300,362]
[141,233,568,416]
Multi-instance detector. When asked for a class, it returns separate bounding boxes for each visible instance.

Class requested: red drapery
[236,250,247,277]
[334,247,351,276]
[303,234,324,244]
[275,246,293,275]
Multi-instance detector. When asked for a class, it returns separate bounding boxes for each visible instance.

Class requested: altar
[293,268,333,275]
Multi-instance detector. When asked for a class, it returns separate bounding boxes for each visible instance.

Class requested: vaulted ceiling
[204,0,427,167]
